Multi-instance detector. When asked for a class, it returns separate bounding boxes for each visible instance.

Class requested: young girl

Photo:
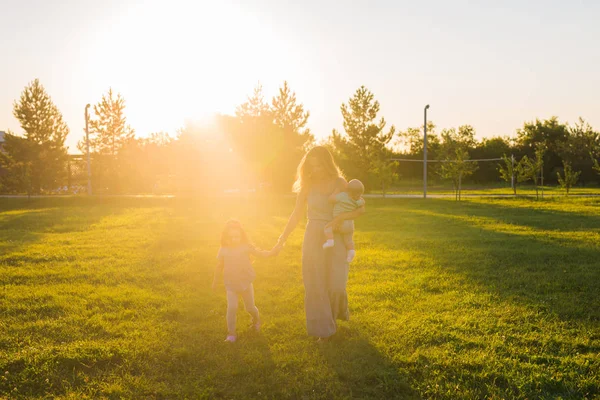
[212,220,275,342]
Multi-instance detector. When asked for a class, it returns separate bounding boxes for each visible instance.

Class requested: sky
[1,0,599,152]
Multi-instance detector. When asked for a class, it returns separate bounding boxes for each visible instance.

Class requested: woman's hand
[271,241,284,256]
[330,205,365,227]
[276,189,307,250]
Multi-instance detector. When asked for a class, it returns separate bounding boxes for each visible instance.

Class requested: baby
[323,179,365,262]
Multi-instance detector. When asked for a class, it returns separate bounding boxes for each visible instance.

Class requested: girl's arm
[250,246,276,258]
[212,258,224,290]
[274,188,308,251]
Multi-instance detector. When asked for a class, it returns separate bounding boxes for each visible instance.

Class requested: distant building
[0,131,5,151]
[0,131,5,157]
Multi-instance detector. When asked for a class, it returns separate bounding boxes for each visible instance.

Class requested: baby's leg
[340,221,356,262]
[226,290,239,336]
[345,234,356,262]
[323,225,334,249]
[241,284,260,327]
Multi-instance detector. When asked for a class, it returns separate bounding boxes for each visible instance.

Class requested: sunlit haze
[2,0,599,152]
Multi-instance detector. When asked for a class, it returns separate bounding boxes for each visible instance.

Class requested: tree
[439,125,477,157]
[82,88,135,193]
[268,81,314,190]
[521,145,546,199]
[86,88,135,156]
[223,82,314,192]
[0,132,35,196]
[472,136,512,184]
[395,122,440,182]
[439,147,478,200]
[12,79,69,193]
[330,86,395,190]
[397,122,439,157]
[558,118,600,185]
[593,155,600,176]
[235,82,270,120]
[372,147,399,198]
[144,131,173,147]
[515,117,567,184]
[557,160,581,195]
[437,125,479,197]
[498,154,528,195]
[271,81,311,140]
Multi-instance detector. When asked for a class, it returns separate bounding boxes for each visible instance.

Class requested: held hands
[270,237,286,256]
[270,243,284,256]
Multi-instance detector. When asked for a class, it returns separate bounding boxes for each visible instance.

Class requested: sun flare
[84,0,285,136]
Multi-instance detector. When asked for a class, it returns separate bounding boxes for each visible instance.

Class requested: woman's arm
[328,189,341,204]
[250,247,276,258]
[329,204,366,228]
[274,189,308,250]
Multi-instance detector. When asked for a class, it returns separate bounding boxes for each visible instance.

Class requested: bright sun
[84,0,286,136]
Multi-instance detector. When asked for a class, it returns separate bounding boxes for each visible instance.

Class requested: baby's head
[347,179,364,200]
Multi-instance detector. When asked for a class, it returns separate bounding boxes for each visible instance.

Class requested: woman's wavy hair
[292,146,343,193]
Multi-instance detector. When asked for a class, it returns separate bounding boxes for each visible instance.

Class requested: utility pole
[423,104,430,199]
[85,104,92,195]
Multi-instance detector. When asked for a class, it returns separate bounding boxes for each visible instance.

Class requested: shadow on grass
[0,199,126,270]
[160,321,419,399]
[363,199,600,323]
[319,325,419,399]
[125,199,419,399]
[366,197,600,233]
[450,197,600,232]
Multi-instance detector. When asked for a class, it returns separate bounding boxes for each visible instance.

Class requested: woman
[273,146,365,340]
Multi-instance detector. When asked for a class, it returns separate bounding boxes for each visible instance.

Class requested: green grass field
[1,196,599,399]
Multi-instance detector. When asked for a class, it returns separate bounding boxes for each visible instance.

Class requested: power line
[390,157,503,163]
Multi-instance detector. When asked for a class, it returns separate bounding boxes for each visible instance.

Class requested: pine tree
[85,88,135,193]
[12,79,69,193]
[228,82,315,192]
[235,82,270,119]
[331,86,395,189]
[268,81,314,190]
[271,81,311,139]
[88,88,135,156]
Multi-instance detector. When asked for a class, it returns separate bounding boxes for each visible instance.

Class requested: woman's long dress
[302,188,350,338]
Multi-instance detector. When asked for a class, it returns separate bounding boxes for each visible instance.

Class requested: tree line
[2,79,599,195]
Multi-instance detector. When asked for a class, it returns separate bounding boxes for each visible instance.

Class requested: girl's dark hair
[220,219,250,247]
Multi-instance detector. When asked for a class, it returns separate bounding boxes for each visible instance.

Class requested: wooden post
[458,171,462,201]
